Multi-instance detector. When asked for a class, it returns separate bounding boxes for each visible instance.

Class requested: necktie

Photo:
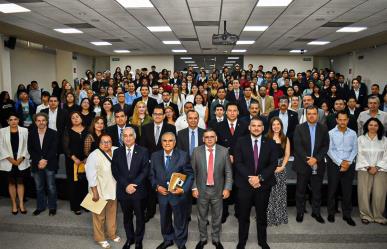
[165,155,171,171]
[246,99,250,108]
[190,130,195,156]
[155,125,160,144]
[220,100,223,105]
[230,123,235,136]
[235,91,239,100]
[126,149,132,171]
[207,148,214,185]
[253,139,259,173]
[119,128,124,146]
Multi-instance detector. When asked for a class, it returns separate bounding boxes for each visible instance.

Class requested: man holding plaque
[150,132,193,249]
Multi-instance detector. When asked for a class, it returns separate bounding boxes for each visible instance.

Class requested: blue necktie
[165,156,171,171]
[190,130,195,156]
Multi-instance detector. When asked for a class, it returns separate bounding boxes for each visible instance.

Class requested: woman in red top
[270,82,284,108]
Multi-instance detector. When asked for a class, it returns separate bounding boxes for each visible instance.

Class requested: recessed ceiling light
[228,57,239,59]
[162,41,181,45]
[226,61,236,63]
[307,41,330,45]
[184,61,195,63]
[114,50,131,53]
[336,27,367,32]
[257,0,293,7]
[147,26,172,32]
[290,49,307,53]
[231,49,246,53]
[236,40,255,45]
[180,57,192,60]
[115,0,153,8]
[243,26,268,31]
[193,66,199,69]
[91,41,112,46]
[54,28,83,34]
[0,3,30,13]
[172,49,187,53]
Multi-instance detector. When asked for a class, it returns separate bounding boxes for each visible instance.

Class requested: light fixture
[257,0,293,7]
[289,49,307,53]
[147,26,172,32]
[231,49,246,53]
[91,41,112,46]
[307,41,330,45]
[243,26,268,31]
[114,50,131,53]
[172,49,187,53]
[0,3,30,13]
[336,27,367,32]
[193,66,199,69]
[162,41,181,45]
[180,57,192,60]
[226,61,236,63]
[115,0,153,8]
[236,40,255,45]
[184,61,195,63]
[228,57,239,59]
[54,28,83,34]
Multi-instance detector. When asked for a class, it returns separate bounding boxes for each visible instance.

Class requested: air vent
[65,23,95,29]
[103,39,123,42]
[193,21,219,26]
[321,22,354,27]
[295,38,315,42]
[202,48,214,50]
[179,37,199,41]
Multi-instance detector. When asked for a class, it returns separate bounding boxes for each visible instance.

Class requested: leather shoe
[296,214,304,223]
[212,241,224,249]
[221,214,228,224]
[311,213,325,224]
[156,241,174,249]
[258,242,270,249]
[195,240,207,249]
[122,239,135,249]
[327,214,335,223]
[49,209,56,216]
[236,243,245,249]
[343,217,356,226]
[135,242,143,249]
[33,209,45,216]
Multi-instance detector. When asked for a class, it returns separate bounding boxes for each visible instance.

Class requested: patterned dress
[267,142,288,226]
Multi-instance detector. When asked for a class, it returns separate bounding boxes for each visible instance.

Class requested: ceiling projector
[212,21,239,45]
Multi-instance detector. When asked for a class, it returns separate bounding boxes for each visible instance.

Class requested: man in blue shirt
[327,111,358,226]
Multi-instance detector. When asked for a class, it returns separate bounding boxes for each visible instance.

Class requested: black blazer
[132,97,158,116]
[158,102,179,119]
[106,124,139,147]
[176,127,204,156]
[139,122,176,155]
[169,78,182,85]
[214,119,249,156]
[113,103,132,118]
[267,109,299,141]
[41,108,68,151]
[237,98,257,118]
[111,145,150,201]
[326,112,357,132]
[234,135,278,190]
[349,88,367,109]
[293,122,329,175]
[28,128,58,172]
[226,89,243,102]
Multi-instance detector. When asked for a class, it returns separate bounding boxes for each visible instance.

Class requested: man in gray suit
[191,129,233,249]
[297,94,326,125]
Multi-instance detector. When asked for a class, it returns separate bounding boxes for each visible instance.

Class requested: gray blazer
[297,108,327,125]
[191,144,233,196]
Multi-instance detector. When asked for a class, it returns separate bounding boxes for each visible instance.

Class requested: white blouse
[194,104,207,120]
[356,134,387,172]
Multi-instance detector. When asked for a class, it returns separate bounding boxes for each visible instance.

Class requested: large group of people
[0,64,386,249]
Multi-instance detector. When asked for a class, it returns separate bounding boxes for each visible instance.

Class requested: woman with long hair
[129,101,152,137]
[266,117,290,226]
[186,84,199,104]
[164,106,176,126]
[270,82,284,109]
[84,116,105,157]
[51,81,61,100]
[92,95,102,117]
[194,93,208,123]
[63,92,80,114]
[106,86,117,105]
[100,98,115,127]
[171,84,185,116]
[60,80,75,103]
[79,98,96,129]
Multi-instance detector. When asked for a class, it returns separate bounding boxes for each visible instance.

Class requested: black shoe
[343,217,356,226]
[178,246,186,249]
[156,241,174,249]
[258,242,270,249]
[49,209,56,216]
[311,213,325,224]
[20,208,27,215]
[207,220,209,226]
[213,241,224,249]
[296,214,304,223]
[12,209,18,215]
[33,209,45,216]
[236,243,245,249]
[327,215,335,223]
[145,213,154,223]
[304,208,308,214]
[135,242,143,249]
[122,239,135,249]
[195,240,207,249]
[73,210,81,215]
[188,216,191,222]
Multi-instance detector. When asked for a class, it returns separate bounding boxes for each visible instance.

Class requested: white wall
[73,53,93,79]
[95,56,110,73]
[244,55,313,73]
[110,55,174,72]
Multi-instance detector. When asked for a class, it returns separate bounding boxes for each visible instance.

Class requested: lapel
[314,123,320,155]
[127,145,138,173]
[258,137,266,168]
[41,129,49,153]
[214,145,221,175]
[200,146,207,175]
[166,150,180,175]
[303,123,312,156]
[17,127,24,157]
[4,127,13,156]
[198,129,204,146]
[151,123,158,147]
[247,136,255,172]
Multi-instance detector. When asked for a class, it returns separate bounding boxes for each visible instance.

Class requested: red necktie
[230,123,235,136]
[207,148,214,185]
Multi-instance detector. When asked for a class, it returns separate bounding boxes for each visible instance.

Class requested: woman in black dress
[79,97,95,129]
[63,111,88,215]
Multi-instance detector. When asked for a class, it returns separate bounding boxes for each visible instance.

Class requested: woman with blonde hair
[129,101,152,137]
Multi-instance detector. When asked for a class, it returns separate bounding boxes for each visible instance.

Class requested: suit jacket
[41,107,68,152]
[257,96,274,115]
[191,144,233,196]
[176,127,204,156]
[210,98,228,120]
[150,149,193,205]
[349,88,367,109]
[0,126,30,171]
[234,135,278,190]
[336,83,350,101]
[208,118,224,129]
[214,119,249,156]
[297,108,327,126]
[132,97,158,116]
[238,98,258,118]
[111,144,149,201]
[226,89,243,102]
[140,122,176,155]
[169,78,182,85]
[239,115,269,134]
[113,103,132,118]
[268,109,299,141]
[326,112,357,132]
[346,107,362,120]
[27,127,58,172]
[106,124,139,147]
[293,122,329,175]
[158,102,179,119]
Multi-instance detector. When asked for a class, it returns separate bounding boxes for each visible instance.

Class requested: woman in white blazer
[0,113,30,215]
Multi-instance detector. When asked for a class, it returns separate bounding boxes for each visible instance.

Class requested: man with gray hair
[357,96,387,135]
[297,94,326,125]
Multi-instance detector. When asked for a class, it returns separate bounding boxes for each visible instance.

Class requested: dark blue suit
[111,144,150,243]
[150,149,193,247]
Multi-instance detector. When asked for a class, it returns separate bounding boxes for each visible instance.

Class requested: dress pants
[197,186,223,242]
[237,187,271,246]
[327,160,355,218]
[92,199,117,242]
[145,180,157,218]
[159,197,189,248]
[119,198,145,243]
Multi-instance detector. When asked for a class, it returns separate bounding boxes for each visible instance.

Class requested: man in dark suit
[92,71,107,93]
[336,75,350,101]
[349,78,367,110]
[113,92,132,117]
[326,99,357,131]
[150,132,193,249]
[208,104,225,129]
[140,106,176,222]
[239,102,269,134]
[111,127,150,249]
[28,113,58,216]
[177,110,204,158]
[106,110,139,147]
[210,88,228,120]
[158,91,179,118]
[132,85,158,116]
[346,97,362,120]
[169,71,182,85]
[234,117,278,249]
[237,86,258,118]
[294,106,329,224]
[226,79,243,102]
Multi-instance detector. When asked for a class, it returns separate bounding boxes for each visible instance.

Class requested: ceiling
[1,0,387,56]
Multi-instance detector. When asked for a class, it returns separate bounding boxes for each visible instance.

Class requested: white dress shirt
[251,135,262,155]
[48,108,58,131]
[278,110,289,135]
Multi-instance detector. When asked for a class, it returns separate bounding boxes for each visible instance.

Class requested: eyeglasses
[100,141,112,145]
